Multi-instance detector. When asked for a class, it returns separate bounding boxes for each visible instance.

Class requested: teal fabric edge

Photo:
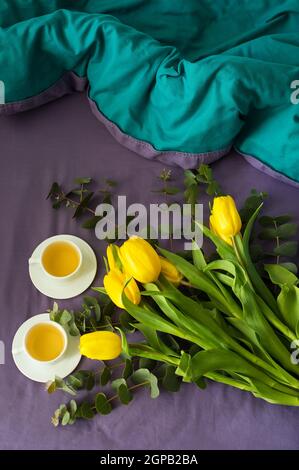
[1,69,298,187]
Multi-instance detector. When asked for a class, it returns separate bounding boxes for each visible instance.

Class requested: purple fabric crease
[2,71,294,178]
[0,93,299,450]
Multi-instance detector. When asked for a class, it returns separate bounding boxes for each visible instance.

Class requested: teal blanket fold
[1,0,299,183]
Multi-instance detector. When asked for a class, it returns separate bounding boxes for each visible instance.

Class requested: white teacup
[29,239,82,281]
[14,320,68,365]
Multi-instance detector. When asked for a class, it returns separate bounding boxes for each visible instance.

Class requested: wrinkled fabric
[0,1,299,179]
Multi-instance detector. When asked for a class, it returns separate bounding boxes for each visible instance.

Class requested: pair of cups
[24,238,83,364]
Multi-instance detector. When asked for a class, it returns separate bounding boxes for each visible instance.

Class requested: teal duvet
[0,1,299,183]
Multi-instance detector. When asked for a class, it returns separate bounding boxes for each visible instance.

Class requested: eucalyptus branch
[47,177,117,229]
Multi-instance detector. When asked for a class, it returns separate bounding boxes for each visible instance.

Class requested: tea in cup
[29,239,82,280]
[24,321,67,363]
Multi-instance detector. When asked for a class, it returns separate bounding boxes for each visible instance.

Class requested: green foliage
[95,393,112,415]
[111,378,133,405]
[51,400,79,427]
[131,368,160,398]
[47,177,117,229]
[253,214,298,273]
[100,366,111,386]
[152,169,181,196]
[48,295,116,336]
[48,164,299,426]
[239,189,268,225]
[184,164,222,206]
[51,363,163,426]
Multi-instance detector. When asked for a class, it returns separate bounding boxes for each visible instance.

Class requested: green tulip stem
[180,280,195,288]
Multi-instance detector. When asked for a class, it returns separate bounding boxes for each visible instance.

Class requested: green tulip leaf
[264,264,298,287]
[115,327,131,359]
[250,380,299,406]
[192,240,207,270]
[175,351,193,382]
[277,285,299,332]
[134,322,178,357]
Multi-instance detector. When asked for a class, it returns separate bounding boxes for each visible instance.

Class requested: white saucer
[12,313,82,383]
[29,234,97,299]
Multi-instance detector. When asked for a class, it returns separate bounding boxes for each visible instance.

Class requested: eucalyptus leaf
[258,216,275,227]
[274,215,292,225]
[80,402,95,419]
[280,262,298,274]
[139,357,156,370]
[69,400,77,417]
[47,182,61,199]
[110,380,132,404]
[159,364,181,392]
[118,383,133,405]
[100,366,111,386]
[274,241,298,257]
[61,411,70,426]
[82,216,102,229]
[74,177,92,185]
[67,375,83,390]
[131,368,160,399]
[95,393,112,415]
[73,192,94,219]
[123,359,133,379]
[277,223,297,239]
[164,186,180,195]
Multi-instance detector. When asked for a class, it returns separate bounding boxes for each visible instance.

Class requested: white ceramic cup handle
[28,257,40,265]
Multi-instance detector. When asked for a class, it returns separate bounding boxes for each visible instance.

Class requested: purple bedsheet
[0,93,299,450]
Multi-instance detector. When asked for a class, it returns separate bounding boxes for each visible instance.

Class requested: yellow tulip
[80,331,121,360]
[103,268,141,309]
[159,256,183,285]
[209,195,242,245]
[120,236,161,283]
[106,244,121,270]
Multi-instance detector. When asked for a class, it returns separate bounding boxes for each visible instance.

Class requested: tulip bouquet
[97,195,299,406]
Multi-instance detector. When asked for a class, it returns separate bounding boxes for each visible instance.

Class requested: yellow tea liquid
[42,241,80,277]
[25,323,65,361]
